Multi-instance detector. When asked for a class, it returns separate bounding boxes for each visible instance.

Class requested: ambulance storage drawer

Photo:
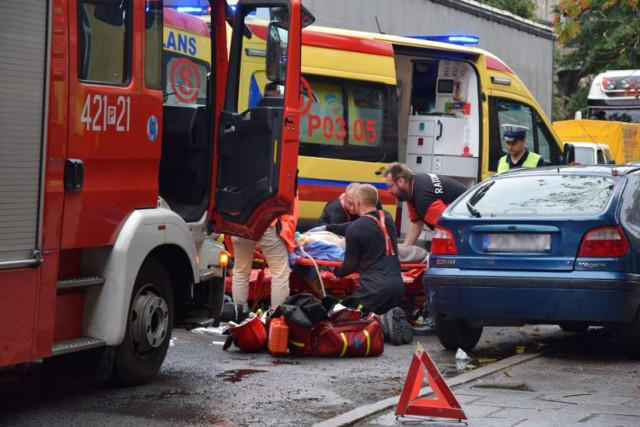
[407,135,434,155]
[408,117,436,137]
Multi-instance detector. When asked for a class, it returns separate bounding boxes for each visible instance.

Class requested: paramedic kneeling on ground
[332,184,413,345]
[497,124,544,173]
[333,184,403,314]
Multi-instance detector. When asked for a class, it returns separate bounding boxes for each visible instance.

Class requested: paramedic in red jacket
[333,184,403,314]
[382,162,467,246]
[231,196,299,313]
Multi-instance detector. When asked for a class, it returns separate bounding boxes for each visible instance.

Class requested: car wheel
[435,316,483,352]
[435,315,459,351]
[559,322,589,333]
[615,314,640,359]
[455,319,483,352]
[113,257,173,386]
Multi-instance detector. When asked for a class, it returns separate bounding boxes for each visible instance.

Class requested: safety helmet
[228,315,267,352]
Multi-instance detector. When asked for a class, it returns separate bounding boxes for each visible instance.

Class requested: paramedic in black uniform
[310,182,382,235]
[382,162,467,246]
[333,184,403,314]
[382,162,468,329]
[319,182,361,225]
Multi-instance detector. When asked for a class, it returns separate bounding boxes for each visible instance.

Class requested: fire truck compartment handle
[64,159,84,192]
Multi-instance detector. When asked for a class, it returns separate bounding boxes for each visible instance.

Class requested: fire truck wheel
[113,257,174,386]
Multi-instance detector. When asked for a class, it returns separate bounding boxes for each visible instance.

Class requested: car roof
[567,142,611,149]
[494,165,640,179]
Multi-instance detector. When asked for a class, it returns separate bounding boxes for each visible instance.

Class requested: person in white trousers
[231,197,298,313]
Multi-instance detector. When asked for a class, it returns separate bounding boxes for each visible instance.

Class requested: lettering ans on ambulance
[162,24,210,106]
[81,94,131,132]
[163,30,197,57]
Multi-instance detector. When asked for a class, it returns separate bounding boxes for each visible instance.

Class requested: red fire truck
[0,0,312,385]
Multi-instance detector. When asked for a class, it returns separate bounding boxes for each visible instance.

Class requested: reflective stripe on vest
[497,152,541,173]
[365,211,395,256]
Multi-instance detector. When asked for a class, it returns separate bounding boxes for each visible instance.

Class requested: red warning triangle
[395,342,467,420]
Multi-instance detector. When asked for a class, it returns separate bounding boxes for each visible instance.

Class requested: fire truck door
[62,0,144,248]
[213,0,308,240]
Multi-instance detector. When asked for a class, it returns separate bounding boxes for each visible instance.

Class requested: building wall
[303,0,556,117]
[533,0,560,23]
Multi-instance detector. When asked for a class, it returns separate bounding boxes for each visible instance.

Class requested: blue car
[426,165,640,356]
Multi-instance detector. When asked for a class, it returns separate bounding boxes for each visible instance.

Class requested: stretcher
[224,253,427,315]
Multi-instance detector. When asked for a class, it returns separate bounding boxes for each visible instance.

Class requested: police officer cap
[501,124,528,141]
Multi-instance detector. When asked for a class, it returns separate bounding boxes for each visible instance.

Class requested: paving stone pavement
[317,351,640,427]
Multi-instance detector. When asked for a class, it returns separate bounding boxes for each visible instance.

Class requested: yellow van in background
[554,119,640,165]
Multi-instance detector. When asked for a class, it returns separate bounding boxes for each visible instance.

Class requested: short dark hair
[382,162,415,181]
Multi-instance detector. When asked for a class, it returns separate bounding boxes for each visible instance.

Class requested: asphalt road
[0,324,613,426]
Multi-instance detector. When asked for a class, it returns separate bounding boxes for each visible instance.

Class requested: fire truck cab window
[145,1,162,90]
[78,0,131,84]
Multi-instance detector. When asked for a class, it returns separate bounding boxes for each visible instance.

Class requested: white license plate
[483,233,551,253]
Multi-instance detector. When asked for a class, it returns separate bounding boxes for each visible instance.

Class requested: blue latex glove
[308,225,326,233]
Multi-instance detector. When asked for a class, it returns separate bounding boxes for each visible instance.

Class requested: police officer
[382,162,467,246]
[497,124,544,173]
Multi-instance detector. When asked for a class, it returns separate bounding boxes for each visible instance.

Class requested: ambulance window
[144,1,162,90]
[297,76,394,156]
[77,0,131,84]
[535,118,559,165]
[300,80,345,146]
[164,57,209,105]
[489,98,535,171]
[348,87,384,147]
[489,97,561,169]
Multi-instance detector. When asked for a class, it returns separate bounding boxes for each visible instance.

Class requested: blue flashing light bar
[406,34,480,46]
[176,6,208,15]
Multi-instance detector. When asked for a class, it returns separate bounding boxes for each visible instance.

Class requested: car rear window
[450,174,617,218]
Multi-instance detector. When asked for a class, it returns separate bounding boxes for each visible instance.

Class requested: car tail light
[431,226,457,255]
[578,226,629,257]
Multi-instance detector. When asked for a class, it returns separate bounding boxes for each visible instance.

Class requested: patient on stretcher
[291,230,428,264]
[292,230,345,262]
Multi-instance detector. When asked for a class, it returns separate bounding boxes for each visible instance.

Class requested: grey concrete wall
[303,0,555,117]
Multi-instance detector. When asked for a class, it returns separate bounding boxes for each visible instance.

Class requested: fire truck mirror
[266,21,288,84]
[93,2,126,27]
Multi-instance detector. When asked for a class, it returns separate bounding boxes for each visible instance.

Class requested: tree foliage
[478,0,536,20]
[554,0,640,75]
[552,1,639,119]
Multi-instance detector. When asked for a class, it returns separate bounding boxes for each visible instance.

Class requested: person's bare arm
[404,220,424,246]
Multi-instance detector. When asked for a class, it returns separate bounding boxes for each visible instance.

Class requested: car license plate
[483,233,551,253]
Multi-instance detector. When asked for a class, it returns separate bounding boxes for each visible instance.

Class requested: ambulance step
[57,276,105,290]
[52,337,106,356]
